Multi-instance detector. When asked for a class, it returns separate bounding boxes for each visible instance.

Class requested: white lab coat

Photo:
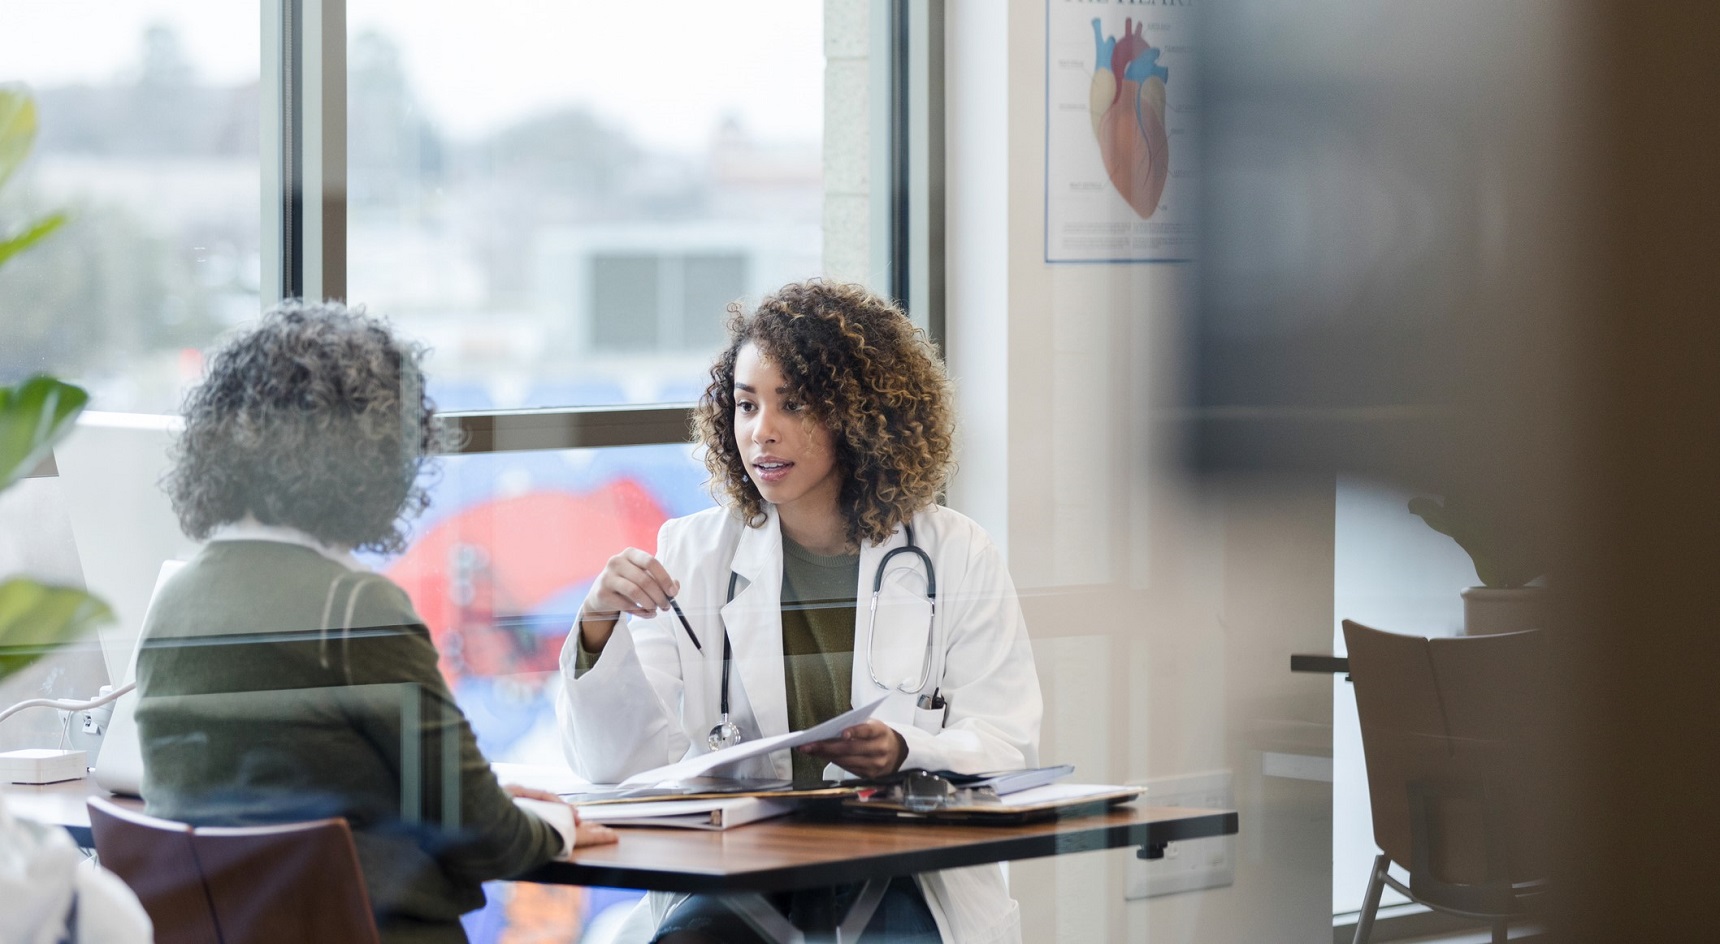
[558,503,1042,944]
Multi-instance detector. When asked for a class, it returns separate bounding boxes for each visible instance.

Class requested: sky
[0,0,825,150]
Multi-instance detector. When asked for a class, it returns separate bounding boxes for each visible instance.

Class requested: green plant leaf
[0,376,89,491]
[0,210,66,271]
[0,85,41,195]
[0,578,113,681]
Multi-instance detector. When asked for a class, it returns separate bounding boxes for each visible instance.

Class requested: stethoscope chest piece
[707,717,743,752]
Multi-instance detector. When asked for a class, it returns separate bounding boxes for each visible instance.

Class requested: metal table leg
[725,878,891,944]
[728,893,806,944]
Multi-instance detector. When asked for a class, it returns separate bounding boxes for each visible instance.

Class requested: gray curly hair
[165,300,445,554]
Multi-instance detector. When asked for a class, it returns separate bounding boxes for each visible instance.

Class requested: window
[343,0,827,410]
[0,1,263,411]
[588,251,746,355]
[1331,478,1481,918]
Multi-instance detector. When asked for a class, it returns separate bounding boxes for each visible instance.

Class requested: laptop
[91,559,184,797]
[53,412,198,797]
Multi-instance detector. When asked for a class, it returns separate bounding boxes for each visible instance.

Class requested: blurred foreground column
[1559,3,1720,940]
[1190,1,1720,938]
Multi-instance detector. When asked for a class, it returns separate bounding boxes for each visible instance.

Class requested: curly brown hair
[692,280,955,547]
[165,300,446,554]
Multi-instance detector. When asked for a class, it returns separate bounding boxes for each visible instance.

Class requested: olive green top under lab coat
[778,537,861,783]
[135,540,562,944]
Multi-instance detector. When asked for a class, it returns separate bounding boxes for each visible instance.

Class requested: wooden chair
[87,796,380,944]
[1342,620,1549,944]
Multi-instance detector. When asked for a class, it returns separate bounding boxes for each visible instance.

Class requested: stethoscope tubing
[674,525,939,752]
[866,535,938,694]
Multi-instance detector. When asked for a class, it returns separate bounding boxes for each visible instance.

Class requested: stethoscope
[668,524,940,752]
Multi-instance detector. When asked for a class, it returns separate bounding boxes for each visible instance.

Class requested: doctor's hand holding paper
[557,280,1043,944]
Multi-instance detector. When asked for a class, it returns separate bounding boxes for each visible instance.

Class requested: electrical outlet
[66,696,116,765]
[1125,770,1236,900]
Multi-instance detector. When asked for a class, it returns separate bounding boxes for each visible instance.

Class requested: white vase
[1461,586,1547,635]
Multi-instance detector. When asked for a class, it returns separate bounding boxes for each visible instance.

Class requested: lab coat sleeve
[890,534,1043,774]
[556,531,695,783]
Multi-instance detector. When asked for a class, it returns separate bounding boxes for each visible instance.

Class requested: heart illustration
[1088,17,1171,220]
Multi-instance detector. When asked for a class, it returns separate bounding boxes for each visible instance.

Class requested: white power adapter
[0,748,89,785]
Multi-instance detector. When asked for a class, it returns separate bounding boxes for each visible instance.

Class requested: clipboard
[839,783,1142,825]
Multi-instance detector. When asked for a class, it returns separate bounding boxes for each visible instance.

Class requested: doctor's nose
[751,413,780,444]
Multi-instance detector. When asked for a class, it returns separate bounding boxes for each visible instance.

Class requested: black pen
[668,598,703,652]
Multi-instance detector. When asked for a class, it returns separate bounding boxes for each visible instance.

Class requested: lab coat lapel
[721,509,789,744]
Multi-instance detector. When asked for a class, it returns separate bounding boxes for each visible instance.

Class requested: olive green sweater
[135,541,562,944]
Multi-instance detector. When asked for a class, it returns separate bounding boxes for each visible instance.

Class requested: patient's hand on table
[573,819,619,848]
[798,720,908,778]
[505,784,618,850]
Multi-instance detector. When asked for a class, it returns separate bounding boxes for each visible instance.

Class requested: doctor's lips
[751,455,795,484]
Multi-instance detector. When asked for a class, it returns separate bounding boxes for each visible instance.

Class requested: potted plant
[1407,494,1547,634]
[0,84,151,943]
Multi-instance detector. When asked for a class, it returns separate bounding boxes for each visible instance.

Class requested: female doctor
[557,280,1042,944]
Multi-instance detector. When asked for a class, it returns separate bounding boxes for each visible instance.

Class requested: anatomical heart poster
[1045,0,1195,263]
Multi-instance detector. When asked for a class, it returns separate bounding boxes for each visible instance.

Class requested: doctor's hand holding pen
[576,547,681,652]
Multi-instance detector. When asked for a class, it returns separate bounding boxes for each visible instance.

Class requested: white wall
[945,1,1335,939]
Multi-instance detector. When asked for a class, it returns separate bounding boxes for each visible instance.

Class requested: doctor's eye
[783,399,805,413]
[735,399,757,414]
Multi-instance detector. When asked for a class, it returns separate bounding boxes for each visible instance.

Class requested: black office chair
[1343,620,1549,944]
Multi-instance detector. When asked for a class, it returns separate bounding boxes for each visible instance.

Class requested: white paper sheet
[618,695,888,787]
[491,761,591,796]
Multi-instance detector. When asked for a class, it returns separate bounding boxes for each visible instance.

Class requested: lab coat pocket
[912,702,946,734]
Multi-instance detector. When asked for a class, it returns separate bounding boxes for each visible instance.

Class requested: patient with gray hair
[137,300,613,944]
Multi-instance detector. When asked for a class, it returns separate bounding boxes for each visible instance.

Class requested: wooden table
[527,803,1237,893]
[532,802,1236,941]
[6,779,1238,943]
